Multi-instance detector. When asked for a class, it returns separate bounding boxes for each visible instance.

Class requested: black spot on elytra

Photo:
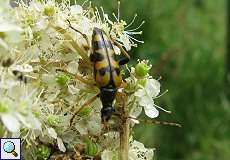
[93,40,113,50]
[93,41,105,49]
[12,70,19,75]
[114,68,120,75]
[2,58,13,67]
[99,67,109,76]
[12,70,27,83]
[94,52,105,61]
[90,53,105,62]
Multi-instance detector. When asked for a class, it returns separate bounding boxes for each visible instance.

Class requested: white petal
[146,79,160,97]
[16,113,30,128]
[129,140,154,160]
[113,45,121,55]
[130,140,145,149]
[130,105,142,118]
[47,127,57,139]
[36,18,49,30]
[139,96,153,107]
[101,150,117,160]
[66,61,79,74]
[1,114,20,132]
[28,114,42,130]
[144,105,159,118]
[12,64,33,73]
[120,34,131,51]
[70,5,83,15]
[68,85,80,95]
[0,38,8,49]
[0,23,22,32]
[6,31,23,43]
[134,89,145,97]
[57,137,66,152]
[145,149,154,160]
[130,118,140,124]
[75,121,88,135]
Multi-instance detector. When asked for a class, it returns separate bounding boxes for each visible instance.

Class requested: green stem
[120,118,130,160]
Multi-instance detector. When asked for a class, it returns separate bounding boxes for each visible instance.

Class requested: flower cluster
[0,0,168,159]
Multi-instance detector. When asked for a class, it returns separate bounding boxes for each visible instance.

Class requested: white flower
[1,113,20,132]
[101,150,118,160]
[105,11,144,51]
[47,127,66,152]
[68,84,80,95]
[11,64,33,73]
[129,140,154,160]
[47,127,57,139]
[36,18,49,30]
[0,23,23,43]
[0,23,22,33]
[70,5,83,15]
[66,61,79,74]
[135,79,160,118]
[57,137,66,152]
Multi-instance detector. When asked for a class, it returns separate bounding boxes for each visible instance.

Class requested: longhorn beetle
[67,20,181,128]
[67,20,130,124]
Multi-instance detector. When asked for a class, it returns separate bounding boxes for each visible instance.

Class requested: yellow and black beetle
[91,27,130,122]
[67,20,130,124]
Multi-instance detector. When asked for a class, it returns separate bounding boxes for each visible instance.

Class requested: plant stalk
[120,118,130,160]
[119,93,130,160]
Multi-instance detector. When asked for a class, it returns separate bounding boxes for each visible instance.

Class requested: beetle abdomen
[91,27,122,88]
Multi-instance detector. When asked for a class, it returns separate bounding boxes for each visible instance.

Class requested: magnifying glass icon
[3,141,18,157]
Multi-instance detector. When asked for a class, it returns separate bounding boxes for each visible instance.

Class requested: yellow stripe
[112,71,122,87]
[94,34,103,42]
[96,71,110,87]
[95,61,109,70]
[95,49,106,54]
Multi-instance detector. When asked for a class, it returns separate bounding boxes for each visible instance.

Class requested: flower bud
[56,74,70,86]
[36,145,51,160]
[79,107,92,117]
[44,6,56,17]
[0,102,9,113]
[85,138,98,156]
[47,115,59,126]
[135,60,151,77]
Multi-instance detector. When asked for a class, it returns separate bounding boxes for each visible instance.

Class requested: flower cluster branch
[0,0,168,159]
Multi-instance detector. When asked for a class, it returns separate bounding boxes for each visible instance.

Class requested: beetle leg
[120,80,128,88]
[70,93,100,126]
[56,68,96,87]
[118,57,129,66]
[75,74,96,87]
[112,40,130,60]
[67,19,90,48]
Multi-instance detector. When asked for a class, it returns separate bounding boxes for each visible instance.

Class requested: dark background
[78,0,229,159]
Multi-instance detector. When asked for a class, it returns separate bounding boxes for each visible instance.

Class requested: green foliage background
[79,0,229,159]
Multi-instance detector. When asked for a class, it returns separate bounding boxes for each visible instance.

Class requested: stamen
[125,14,137,29]
[126,21,145,32]
[157,76,162,81]
[35,88,44,104]
[153,104,172,113]
[95,7,102,23]
[126,34,144,43]
[124,31,142,35]
[112,12,119,22]
[117,1,120,21]
[155,90,168,99]
[82,0,89,7]
[104,14,113,25]
[100,6,105,21]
